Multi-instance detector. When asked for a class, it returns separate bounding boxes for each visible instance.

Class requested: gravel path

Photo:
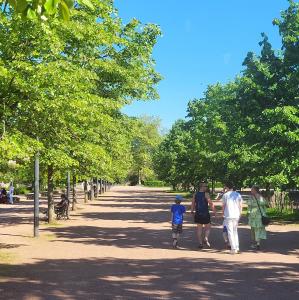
[0,185,298,300]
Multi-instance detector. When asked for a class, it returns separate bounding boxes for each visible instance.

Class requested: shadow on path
[0,257,298,300]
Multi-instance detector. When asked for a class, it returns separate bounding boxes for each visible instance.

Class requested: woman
[248,185,267,250]
[191,182,216,249]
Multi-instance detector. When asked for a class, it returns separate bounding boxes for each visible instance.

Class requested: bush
[143,180,167,187]
[14,186,30,195]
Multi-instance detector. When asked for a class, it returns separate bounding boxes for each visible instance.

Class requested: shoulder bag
[253,195,270,226]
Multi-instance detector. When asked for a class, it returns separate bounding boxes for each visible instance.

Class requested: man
[222,182,243,254]
[191,182,216,249]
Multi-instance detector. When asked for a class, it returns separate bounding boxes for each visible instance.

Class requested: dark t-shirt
[195,192,209,216]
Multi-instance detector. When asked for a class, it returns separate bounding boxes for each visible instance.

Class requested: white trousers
[224,218,239,251]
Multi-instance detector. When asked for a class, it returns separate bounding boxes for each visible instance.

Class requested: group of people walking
[170,182,268,254]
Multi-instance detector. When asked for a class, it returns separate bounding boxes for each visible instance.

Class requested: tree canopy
[155,0,299,190]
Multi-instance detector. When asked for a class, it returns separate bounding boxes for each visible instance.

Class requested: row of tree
[0,0,162,221]
[155,0,299,191]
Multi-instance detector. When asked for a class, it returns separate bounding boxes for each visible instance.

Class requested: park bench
[55,201,69,220]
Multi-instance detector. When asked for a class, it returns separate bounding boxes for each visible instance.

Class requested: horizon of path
[0,185,298,299]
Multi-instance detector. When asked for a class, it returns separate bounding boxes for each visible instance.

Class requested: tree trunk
[84,180,88,203]
[212,179,215,196]
[95,177,99,199]
[99,178,102,194]
[138,169,141,185]
[72,174,77,211]
[90,180,94,201]
[47,165,54,223]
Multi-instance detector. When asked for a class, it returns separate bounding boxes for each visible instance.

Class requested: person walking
[248,185,267,250]
[191,182,216,249]
[222,182,243,254]
[170,195,186,249]
[8,181,14,204]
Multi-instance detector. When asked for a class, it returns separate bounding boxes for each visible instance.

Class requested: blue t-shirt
[171,204,186,224]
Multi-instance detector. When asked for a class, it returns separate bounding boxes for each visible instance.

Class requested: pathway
[0,186,298,299]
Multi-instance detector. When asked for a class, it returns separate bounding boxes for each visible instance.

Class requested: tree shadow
[0,257,298,299]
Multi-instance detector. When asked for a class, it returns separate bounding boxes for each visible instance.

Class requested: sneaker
[198,244,203,249]
[225,242,231,250]
[172,239,178,249]
[250,243,257,249]
[204,238,211,248]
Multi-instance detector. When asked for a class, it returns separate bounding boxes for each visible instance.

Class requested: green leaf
[27,8,37,19]
[16,0,28,13]
[44,0,59,14]
[59,1,70,20]
[77,0,94,10]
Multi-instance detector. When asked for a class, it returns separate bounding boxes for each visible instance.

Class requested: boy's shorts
[172,223,183,233]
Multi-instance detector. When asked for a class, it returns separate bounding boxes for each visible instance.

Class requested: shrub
[143,180,167,187]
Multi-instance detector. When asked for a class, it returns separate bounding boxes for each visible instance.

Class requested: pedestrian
[248,185,267,250]
[216,187,230,249]
[8,181,14,204]
[170,195,186,249]
[191,182,216,249]
[222,182,243,254]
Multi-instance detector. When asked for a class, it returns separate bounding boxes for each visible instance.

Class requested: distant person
[216,187,230,249]
[222,182,243,254]
[191,182,216,249]
[248,185,267,250]
[170,195,186,249]
[55,194,68,208]
[0,187,7,203]
[8,182,14,204]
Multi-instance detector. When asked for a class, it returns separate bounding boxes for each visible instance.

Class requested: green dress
[248,195,267,241]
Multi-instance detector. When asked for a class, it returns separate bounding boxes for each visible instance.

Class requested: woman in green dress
[248,185,267,250]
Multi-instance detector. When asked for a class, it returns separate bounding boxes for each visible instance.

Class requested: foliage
[155,0,299,190]
[143,180,167,187]
[267,208,299,223]
[129,116,162,184]
[0,0,162,220]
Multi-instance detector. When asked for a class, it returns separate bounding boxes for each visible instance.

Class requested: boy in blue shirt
[171,195,186,249]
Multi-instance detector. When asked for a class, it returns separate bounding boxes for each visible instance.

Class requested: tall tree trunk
[84,180,88,203]
[138,169,141,185]
[99,178,102,194]
[90,179,94,201]
[95,177,99,198]
[72,174,77,211]
[47,165,54,223]
[212,179,215,196]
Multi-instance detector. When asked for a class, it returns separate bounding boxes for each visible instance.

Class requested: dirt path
[0,186,298,300]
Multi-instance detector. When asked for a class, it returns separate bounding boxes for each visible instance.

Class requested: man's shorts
[172,223,183,233]
[194,213,211,224]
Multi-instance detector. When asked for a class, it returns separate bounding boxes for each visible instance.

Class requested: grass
[267,208,299,223]
[0,251,15,264]
[41,220,63,227]
[166,190,192,199]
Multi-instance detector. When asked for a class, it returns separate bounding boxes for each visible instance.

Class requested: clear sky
[116,0,290,130]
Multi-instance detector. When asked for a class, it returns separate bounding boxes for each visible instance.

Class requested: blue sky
[116,0,290,130]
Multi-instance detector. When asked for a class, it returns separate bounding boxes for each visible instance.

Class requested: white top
[222,191,243,218]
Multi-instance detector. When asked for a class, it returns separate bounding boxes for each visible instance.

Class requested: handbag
[253,195,270,226]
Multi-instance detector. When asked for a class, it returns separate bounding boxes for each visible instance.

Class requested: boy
[171,195,186,249]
